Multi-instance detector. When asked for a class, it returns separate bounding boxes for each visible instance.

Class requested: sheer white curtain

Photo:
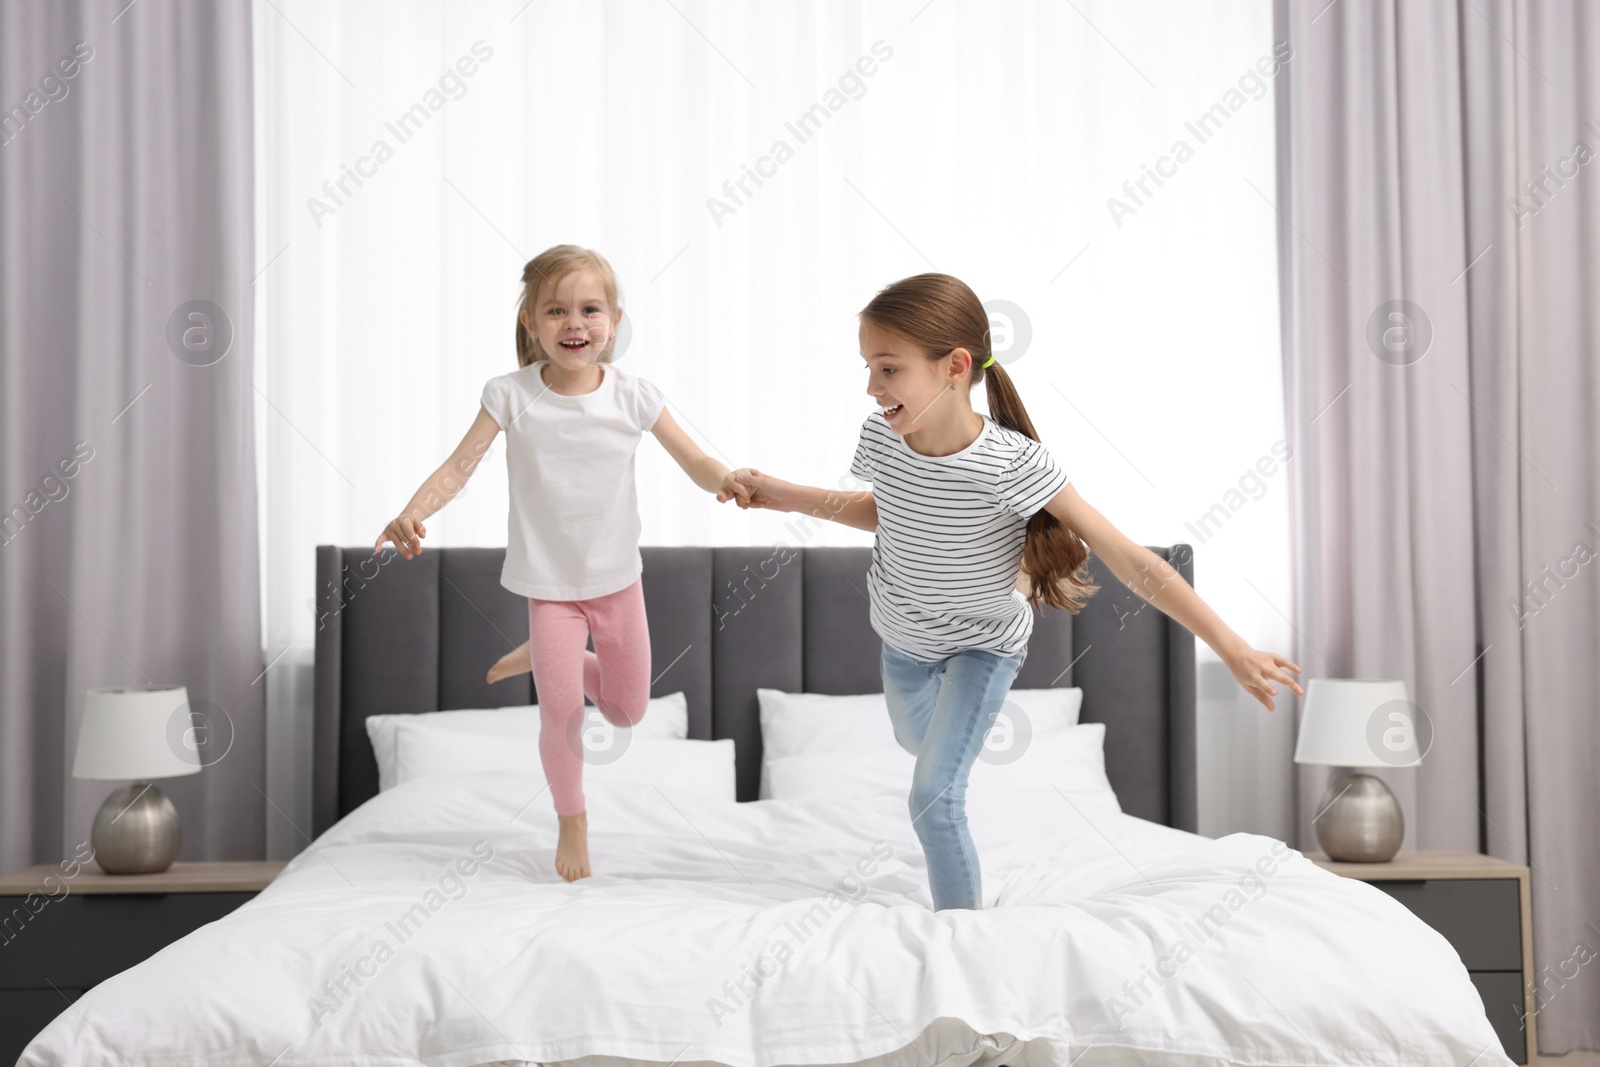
[253,0,1288,856]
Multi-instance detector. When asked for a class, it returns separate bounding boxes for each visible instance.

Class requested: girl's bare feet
[555,812,591,882]
[487,641,533,685]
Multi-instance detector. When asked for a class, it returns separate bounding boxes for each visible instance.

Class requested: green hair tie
[981,352,996,368]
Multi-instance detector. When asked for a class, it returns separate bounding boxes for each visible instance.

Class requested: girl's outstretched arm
[375,406,502,559]
[649,406,752,504]
[1040,483,1303,712]
[731,469,877,532]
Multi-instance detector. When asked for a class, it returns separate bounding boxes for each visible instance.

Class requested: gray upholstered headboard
[311,544,1196,837]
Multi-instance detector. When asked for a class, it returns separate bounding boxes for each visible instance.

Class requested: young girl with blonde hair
[376,244,749,883]
[734,272,1303,911]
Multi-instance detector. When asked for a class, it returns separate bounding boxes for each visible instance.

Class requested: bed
[19,544,1512,1067]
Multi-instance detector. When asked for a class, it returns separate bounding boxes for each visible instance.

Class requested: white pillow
[1006,687,1084,730]
[766,748,913,800]
[970,721,1118,805]
[754,687,1084,798]
[757,690,899,759]
[389,723,737,801]
[765,722,1119,811]
[365,692,690,793]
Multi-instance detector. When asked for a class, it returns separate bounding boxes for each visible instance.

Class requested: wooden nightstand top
[0,861,285,896]
[1307,849,1529,880]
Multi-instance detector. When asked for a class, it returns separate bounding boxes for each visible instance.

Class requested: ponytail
[983,359,1099,613]
[860,273,1100,615]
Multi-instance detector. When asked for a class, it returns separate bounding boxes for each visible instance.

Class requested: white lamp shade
[72,685,203,780]
[1292,678,1421,768]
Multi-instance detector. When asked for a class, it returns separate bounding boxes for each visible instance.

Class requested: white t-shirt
[479,360,666,600]
[849,410,1070,660]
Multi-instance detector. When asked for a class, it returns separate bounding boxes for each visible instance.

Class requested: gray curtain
[1276,0,1598,1053]
[0,0,263,873]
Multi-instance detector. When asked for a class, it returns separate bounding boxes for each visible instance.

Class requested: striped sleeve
[848,416,878,484]
[994,438,1068,518]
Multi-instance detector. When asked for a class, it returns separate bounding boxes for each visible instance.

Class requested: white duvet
[22,772,1512,1067]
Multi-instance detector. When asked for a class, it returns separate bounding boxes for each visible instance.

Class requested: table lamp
[72,684,201,874]
[1292,678,1421,863]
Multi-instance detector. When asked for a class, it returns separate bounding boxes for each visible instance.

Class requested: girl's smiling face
[522,269,619,367]
[860,319,959,435]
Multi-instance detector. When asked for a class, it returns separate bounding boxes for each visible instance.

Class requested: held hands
[716,468,755,506]
[375,514,426,560]
[718,468,796,512]
[1225,646,1305,712]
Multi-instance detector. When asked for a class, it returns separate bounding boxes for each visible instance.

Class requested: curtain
[1277,0,1599,1051]
[253,0,1289,853]
[0,0,263,874]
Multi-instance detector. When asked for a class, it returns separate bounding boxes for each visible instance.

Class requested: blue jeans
[880,640,1026,911]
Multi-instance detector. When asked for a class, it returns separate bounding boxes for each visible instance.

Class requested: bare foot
[487,641,533,685]
[555,812,591,882]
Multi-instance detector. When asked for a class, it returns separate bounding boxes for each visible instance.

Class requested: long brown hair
[514,245,623,368]
[859,273,1099,615]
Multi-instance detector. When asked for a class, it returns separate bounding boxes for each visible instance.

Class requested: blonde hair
[514,245,624,368]
[859,273,1100,615]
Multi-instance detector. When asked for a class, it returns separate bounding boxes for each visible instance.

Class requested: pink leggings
[527,577,651,816]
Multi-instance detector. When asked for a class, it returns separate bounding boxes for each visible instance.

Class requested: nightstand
[0,860,284,1065]
[1308,849,1536,1065]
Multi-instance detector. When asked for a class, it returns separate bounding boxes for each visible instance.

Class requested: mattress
[20,772,1513,1066]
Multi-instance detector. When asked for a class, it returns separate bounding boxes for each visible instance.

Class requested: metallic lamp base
[91,782,181,875]
[1313,771,1404,863]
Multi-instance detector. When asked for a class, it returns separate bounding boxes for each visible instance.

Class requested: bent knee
[599,693,649,727]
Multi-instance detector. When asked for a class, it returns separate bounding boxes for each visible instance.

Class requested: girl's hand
[375,514,426,559]
[1226,646,1304,712]
[717,468,756,506]
[731,469,798,512]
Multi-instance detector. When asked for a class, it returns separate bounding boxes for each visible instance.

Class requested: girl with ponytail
[732,272,1302,911]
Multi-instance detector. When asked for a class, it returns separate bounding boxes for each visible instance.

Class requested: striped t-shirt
[849,411,1071,660]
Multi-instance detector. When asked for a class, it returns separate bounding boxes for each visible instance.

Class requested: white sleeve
[632,374,666,431]
[479,374,512,430]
